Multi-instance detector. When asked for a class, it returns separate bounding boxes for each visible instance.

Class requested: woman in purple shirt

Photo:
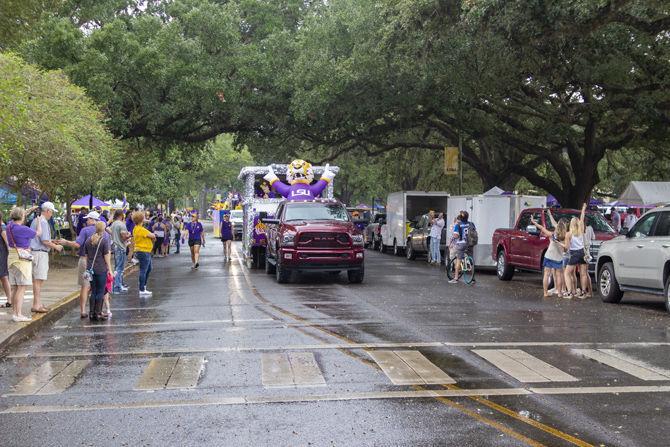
[182,213,205,269]
[6,206,42,322]
[220,213,233,262]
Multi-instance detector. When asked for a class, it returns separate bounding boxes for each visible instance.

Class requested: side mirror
[262,218,280,225]
[526,225,540,235]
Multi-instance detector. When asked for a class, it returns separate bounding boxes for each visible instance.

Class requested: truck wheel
[599,262,623,303]
[496,249,514,281]
[665,276,670,313]
[265,253,276,274]
[348,267,364,284]
[406,241,416,260]
[276,260,291,284]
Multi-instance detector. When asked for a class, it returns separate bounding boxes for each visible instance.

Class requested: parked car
[263,199,365,284]
[492,207,617,280]
[365,213,386,249]
[405,213,448,261]
[596,206,670,312]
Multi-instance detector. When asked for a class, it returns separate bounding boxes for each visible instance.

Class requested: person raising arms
[563,203,590,299]
[530,210,568,298]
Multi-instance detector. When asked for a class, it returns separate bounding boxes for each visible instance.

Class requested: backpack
[466,222,478,247]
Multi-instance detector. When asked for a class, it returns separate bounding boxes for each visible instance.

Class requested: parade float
[237,162,340,268]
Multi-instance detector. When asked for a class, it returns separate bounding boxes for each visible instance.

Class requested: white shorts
[32,251,50,281]
[77,257,88,287]
[9,263,32,286]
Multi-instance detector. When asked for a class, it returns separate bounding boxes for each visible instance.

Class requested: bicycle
[446,253,476,284]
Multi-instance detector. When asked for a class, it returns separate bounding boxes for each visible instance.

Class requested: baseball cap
[84,211,101,220]
[41,201,57,212]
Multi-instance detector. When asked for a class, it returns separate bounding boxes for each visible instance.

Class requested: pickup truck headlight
[352,234,364,246]
[281,232,296,246]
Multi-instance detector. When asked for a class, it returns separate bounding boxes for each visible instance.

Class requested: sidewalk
[0,265,79,351]
[0,259,136,352]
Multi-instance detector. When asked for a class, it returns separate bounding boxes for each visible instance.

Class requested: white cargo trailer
[380,191,449,255]
[446,187,546,268]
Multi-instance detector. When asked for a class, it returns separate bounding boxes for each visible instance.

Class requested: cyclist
[449,210,474,284]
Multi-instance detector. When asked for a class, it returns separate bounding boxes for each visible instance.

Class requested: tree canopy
[0,52,117,201]
[8,0,670,206]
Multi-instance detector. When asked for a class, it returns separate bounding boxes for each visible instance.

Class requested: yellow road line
[414,385,546,447]
[235,247,593,447]
[444,384,594,447]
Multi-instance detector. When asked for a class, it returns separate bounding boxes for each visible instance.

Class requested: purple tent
[71,194,110,208]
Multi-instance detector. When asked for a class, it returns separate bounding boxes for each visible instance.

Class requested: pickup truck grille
[298,232,350,248]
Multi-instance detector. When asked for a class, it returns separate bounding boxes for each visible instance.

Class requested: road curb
[0,263,138,355]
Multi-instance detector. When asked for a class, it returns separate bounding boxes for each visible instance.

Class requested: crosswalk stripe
[394,350,456,384]
[136,356,205,390]
[166,356,205,389]
[8,360,89,395]
[37,360,91,395]
[574,349,670,380]
[473,349,578,383]
[261,352,326,387]
[135,357,179,390]
[262,353,293,387]
[368,350,455,385]
[288,352,326,387]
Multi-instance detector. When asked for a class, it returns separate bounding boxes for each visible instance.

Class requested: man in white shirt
[429,213,445,265]
[30,202,64,313]
[623,208,638,230]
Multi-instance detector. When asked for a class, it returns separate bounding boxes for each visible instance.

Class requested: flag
[444,147,459,175]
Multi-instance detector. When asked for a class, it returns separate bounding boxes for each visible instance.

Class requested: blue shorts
[543,258,563,270]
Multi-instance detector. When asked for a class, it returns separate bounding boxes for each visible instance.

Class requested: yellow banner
[444,146,459,175]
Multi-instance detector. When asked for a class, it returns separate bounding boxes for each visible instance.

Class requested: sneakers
[139,289,153,297]
[194,262,199,269]
[12,315,32,322]
[448,279,459,284]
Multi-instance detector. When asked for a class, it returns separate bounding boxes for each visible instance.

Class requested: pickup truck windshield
[285,203,349,222]
[548,211,615,233]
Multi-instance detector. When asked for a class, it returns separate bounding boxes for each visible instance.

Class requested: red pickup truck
[263,199,365,284]
[492,208,617,280]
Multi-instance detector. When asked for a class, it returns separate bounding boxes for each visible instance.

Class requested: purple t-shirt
[126,217,135,234]
[76,224,110,256]
[271,180,328,201]
[184,222,204,241]
[6,222,37,249]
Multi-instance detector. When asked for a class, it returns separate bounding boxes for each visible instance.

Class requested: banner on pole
[444,146,459,175]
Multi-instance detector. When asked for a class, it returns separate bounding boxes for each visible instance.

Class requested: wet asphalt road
[0,234,669,447]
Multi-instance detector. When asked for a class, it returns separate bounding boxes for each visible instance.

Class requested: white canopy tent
[617,181,670,206]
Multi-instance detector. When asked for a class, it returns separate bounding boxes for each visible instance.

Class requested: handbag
[7,224,33,261]
[84,238,103,282]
